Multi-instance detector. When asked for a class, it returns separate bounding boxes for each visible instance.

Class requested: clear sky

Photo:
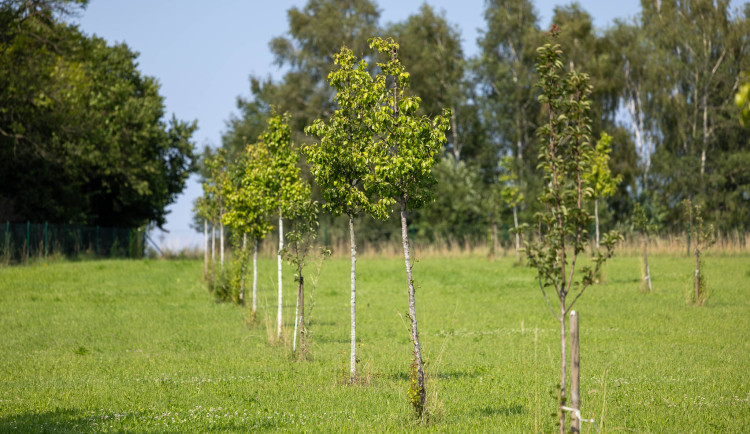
[76,0,647,251]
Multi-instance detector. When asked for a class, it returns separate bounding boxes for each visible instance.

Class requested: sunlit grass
[0,253,748,432]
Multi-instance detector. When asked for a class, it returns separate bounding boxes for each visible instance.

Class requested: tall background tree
[0,0,196,227]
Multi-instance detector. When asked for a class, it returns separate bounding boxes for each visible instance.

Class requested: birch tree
[263,113,303,341]
[223,141,274,314]
[304,47,391,382]
[526,30,621,433]
[369,37,450,418]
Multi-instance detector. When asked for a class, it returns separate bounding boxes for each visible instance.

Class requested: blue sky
[76,0,647,250]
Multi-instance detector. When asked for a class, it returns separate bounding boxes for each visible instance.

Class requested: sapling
[222,140,274,313]
[682,199,715,306]
[369,37,450,418]
[263,113,304,340]
[305,47,392,381]
[632,202,652,292]
[585,132,622,249]
[282,197,322,357]
[526,28,621,433]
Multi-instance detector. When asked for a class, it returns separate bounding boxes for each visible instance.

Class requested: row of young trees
[198,37,449,417]
[213,0,750,244]
[198,27,648,431]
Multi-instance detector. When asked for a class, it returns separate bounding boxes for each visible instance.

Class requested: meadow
[0,252,749,432]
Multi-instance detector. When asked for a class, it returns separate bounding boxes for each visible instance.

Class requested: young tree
[585,133,622,249]
[683,199,715,306]
[282,196,321,357]
[369,37,450,417]
[223,141,275,312]
[263,113,304,341]
[526,29,621,433]
[499,156,524,264]
[632,202,652,292]
[304,47,392,381]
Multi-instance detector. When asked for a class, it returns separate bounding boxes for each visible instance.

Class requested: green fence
[2,221,145,264]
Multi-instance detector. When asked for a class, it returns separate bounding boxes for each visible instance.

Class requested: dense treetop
[0,0,196,228]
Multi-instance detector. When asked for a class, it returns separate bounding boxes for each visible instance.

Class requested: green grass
[1,253,749,432]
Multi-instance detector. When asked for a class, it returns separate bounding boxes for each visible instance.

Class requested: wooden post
[570,310,580,433]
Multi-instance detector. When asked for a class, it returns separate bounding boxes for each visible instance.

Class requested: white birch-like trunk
[643,232,652,292]
[211,224,215,284]
[513,204,521,264]
[219,206,225,272]
[239,233,247,304]
[203,220,208,280]
[595,198,600,250]
[293,277,300,354]
[349,215,357,381]
[400,202,425,412]
[277,213,283,340]
[252,238,258,314]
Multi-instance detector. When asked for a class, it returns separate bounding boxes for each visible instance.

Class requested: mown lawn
[0,252,748,432]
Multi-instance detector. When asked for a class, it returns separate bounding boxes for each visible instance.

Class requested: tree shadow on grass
[0,409,119,433]
[0,409,285,433]
[476,404,525,417]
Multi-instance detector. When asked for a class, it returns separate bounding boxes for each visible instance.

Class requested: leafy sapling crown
[304,46,393,221]
[368,37,451,209]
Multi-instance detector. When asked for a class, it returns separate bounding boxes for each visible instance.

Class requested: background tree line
[1,0,197,229]
[209,0,750,245]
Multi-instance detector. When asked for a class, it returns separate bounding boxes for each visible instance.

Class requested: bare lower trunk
[293,273,300,354]
[277,213,283,340]
[513,204,521,264]
[211,225,216,285]
[570,311,580,433]
[349,215,357,382]
[643,234,652,291]
[595,198,600,250]
[400,202,425,414]
[491,223,498,262]
[293,274,305,355]
[252,239,258,314]
[203,220,208,280]
[220,211,225,272]
[239,233,247,304]
[559,300,567,434]
[694,248,700,302]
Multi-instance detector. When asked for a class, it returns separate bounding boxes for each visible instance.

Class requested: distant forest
[208,0,750,244]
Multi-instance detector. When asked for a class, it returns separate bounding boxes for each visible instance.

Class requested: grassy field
[1,252,749,432]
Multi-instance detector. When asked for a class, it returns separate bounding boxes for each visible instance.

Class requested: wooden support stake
[570,310,580,433]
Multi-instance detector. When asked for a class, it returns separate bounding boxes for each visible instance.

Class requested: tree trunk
[643,233,652,292]
[349,215,357,382]
[239,233,247,304]
[252,238,258,315]
[203,220,208,280]
[277,212,283,340]
[293,272,300,354]
[220,207,225,272]
[570,311,580,434]
[211,224,216,285]
[293,273,305,355]
[491,223,498,262]
[513,204,521,264]
[595,198,600,250]
[694,247,701,303]
[400,202,426,414]
[559,302,567,434]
